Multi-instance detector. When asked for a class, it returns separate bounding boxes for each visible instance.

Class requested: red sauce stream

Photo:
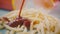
[19,0,25,17]
[7,0,31,30]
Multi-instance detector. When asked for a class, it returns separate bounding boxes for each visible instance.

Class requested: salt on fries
[0,9,60,34]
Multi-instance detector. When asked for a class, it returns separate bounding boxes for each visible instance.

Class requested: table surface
[0,10,9,17]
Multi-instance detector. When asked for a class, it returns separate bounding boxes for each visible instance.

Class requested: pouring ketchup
[4,0,31,30]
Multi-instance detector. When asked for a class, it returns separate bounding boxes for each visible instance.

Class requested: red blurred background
[0,0,14,11]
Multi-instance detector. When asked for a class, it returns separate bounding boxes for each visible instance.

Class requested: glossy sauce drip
[0,17,10,22]
[7,17,31,29]
[0,18,2,21]
[2,17,10,22]
[8,17,31,30]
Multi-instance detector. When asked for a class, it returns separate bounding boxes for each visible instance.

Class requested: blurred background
[0,0,60,18]
[0,0,35,17]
